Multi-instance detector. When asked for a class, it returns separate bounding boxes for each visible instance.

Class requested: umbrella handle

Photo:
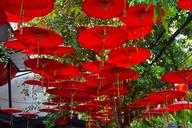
[9,114,13,128]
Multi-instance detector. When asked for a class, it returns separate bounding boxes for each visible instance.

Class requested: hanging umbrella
[178,0,192,10]
[82,0,126,19]
[0,0,54,17]
[120,4,162,26]
[161,69,192,84]
[121,25,152,40]
[107,47,151,68]
[99,86,129,97]
[78,26,128,51]
[82,61,116,74]
[24,58,63,72]
[44,64,83,80]
[39,108,59,113]
[42,102,57,106]
[14,27,64,48]
[0,9,7,26]
[5,11,34,22]
[1,108,22,128]
[23,45,75,56]
[100,67,139,82]
[147,90,186,104]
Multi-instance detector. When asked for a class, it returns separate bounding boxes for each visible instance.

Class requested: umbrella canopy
[107,47,151,68]
[78,26,128,50]
[147,90,186,104]
[178,0,192,10]
[121,25,152,40]
[1,108,22,114]
[161,69,192,84]
[14,27,64,48]
[82,0,126,19]
[120,4,161,26]
[0,0,54,17]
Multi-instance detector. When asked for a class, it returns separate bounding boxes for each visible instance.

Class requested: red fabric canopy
[82,0,126,19]
[178,0,192,10]
[0,0,54,17]
[14,27,64,48]
[107,47,151,68]
[78,26,128,50]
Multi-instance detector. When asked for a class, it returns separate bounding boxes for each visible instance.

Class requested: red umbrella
[0,0,54,17]
[178,0,192,10]
[99,86,129,96]
[18,113,38,118]
[0,62,17,86]
[107,47,151,68]
[147,90,186,104]
[1,108,22,128]
[4,40,34,51]
[161,69,192,84]
[5,11,34,22]
[14,27,64,48]
[120,4,162,26]
[82,61,115,74]
[1,108,22,114]
[100,67,139,82]
[39,108,59,113]
[24,58,63,71]
[75,103,102,113]
[78,26,128,50]
[0,9,7,25]
[85,77,112,90]
[121,25,152,40]
[42,102,57,106]
[132,98,158,107]
[44,64,82,80]
[23,45,75,56]
[149,107,180,114]
[82,0,126,19]
[168,101,192,110]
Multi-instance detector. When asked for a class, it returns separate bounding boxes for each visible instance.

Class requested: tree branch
[150,12,192,65]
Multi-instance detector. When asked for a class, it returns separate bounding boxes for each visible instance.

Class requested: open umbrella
[121,25,152,40]
[14,27,64,48]
[1,108,22,128]
[161,69,192,84]
[178,0,192,10]
[78,26,128,51]
[120,4,162,26]
[82,0,126,19]
[107,47,151,68]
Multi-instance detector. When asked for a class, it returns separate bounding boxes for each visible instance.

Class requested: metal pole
[7,60,12,108]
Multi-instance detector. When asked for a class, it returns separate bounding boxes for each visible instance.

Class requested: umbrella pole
[7,60,12,108]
